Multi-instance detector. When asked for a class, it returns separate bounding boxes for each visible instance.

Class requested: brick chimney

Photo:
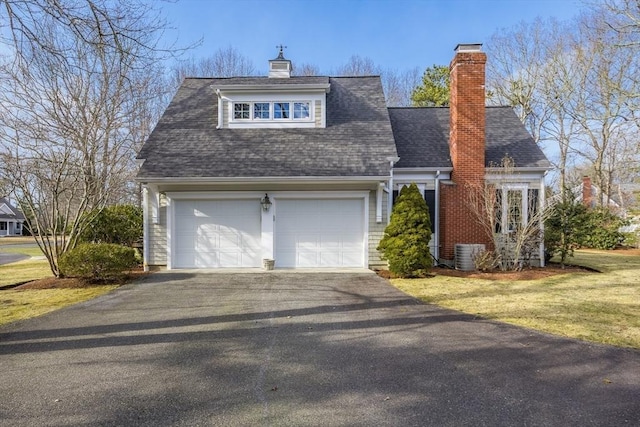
[582,176,592,208]
[439,43,490,262]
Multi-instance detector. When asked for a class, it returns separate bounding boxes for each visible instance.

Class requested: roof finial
[275,44,287,59]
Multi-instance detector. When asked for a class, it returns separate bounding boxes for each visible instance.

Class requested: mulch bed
[376,263,594,281]
[12,269,149,290]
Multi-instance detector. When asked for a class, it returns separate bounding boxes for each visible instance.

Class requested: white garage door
[275,198,365,268]
[173,200,261,268]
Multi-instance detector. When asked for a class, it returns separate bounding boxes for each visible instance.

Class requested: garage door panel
[174,199,261,268]
[275,198,364,268]
[341,251,363,266]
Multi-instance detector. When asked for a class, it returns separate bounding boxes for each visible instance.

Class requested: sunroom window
[495,186,540,234]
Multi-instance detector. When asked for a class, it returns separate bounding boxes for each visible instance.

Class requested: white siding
[148,193,167,266]
[315,100,322,127]
[221,100,229,128]
[368,189,388,268]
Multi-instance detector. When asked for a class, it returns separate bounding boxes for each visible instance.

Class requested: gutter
[136,175,392,184]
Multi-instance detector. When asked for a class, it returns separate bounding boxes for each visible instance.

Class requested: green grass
[0,238,121,326]
[0,285,118,326]
[0,259,52,287]
[391,249,640,349]
[0,236,44,257]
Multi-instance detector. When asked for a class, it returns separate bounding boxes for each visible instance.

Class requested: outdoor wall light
[261,193,272,212]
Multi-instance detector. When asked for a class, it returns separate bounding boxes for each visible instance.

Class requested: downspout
[434,170,441,262]
[142,185,150,272]
[376,183,384,223]
[387,156,400,223]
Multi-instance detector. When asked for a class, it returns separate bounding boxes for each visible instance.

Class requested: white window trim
[499,184,529,234]
[230,100,313,123]
[226,92,323,129]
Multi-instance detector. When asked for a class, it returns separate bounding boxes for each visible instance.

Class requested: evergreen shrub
[377,183,432,277]
[59,243,138,282]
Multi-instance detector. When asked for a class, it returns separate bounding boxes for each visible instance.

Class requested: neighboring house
[579,176,622,211]
[0,197,25,237]
[136,44,551,270]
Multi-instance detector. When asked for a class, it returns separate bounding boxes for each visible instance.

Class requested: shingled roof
[389,106,551,169]
[136,76,397,180]
[0,198,25,221]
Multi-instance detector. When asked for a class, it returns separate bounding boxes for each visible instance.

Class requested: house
[580,176,623,211]
[0,197,25,237]
[136,44,551,270]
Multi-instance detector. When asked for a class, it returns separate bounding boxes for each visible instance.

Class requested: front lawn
[0,285,118,326]
[391,249,640,349]
[0,259,51,287]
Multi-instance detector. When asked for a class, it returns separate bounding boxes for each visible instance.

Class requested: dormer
[269,45,292,78]
[213,48,330,130]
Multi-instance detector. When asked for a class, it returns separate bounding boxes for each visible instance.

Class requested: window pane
[495,189,502,233]
[254,102,270,119]
[507,190,522,232]
[234,103,250,119]
[274,102,290,119]
[528,189,539,222]
[293,102,310,119]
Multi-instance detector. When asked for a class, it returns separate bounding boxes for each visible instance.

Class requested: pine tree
[377,183,432,277]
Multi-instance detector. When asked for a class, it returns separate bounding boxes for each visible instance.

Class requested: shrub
[544,197,587,266]
[59,243,138,282]
[79,205,142,246]
[472,249,500,272]
[377,183,432,278]
[576,207,626,250]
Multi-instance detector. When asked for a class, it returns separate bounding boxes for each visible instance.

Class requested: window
[231,101,313,122]
[293,102,310,119]
[495,186,540,234]
[253,102,270,119]
[274,102,290,119]
[233,103,250,119]
[506,190,523,233]
[0,222,6,231]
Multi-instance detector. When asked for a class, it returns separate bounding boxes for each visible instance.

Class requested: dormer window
[293,102,310,119]
[274,102,290,119]
[234,103,250,119]
[254,103,270,119]
[232,101,311,122]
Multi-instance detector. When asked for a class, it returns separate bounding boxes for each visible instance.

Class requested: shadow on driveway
[1,272,638,426]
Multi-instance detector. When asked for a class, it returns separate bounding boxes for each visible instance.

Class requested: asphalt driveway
[1,272,638,426]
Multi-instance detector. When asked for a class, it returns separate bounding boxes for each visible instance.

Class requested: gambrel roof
[137,76,398,180]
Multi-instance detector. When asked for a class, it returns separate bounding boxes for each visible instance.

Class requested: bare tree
[335,55,380,76]
[384,67,422,107]
[568,11,639,206]
[335,55,419,106]
[170,46,256,89]
[292,62,320,76]
[0,0,170,276]
[486,11,640,201]
[466,157,549,271]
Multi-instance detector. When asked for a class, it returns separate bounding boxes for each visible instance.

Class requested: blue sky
[160,0,583,73]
